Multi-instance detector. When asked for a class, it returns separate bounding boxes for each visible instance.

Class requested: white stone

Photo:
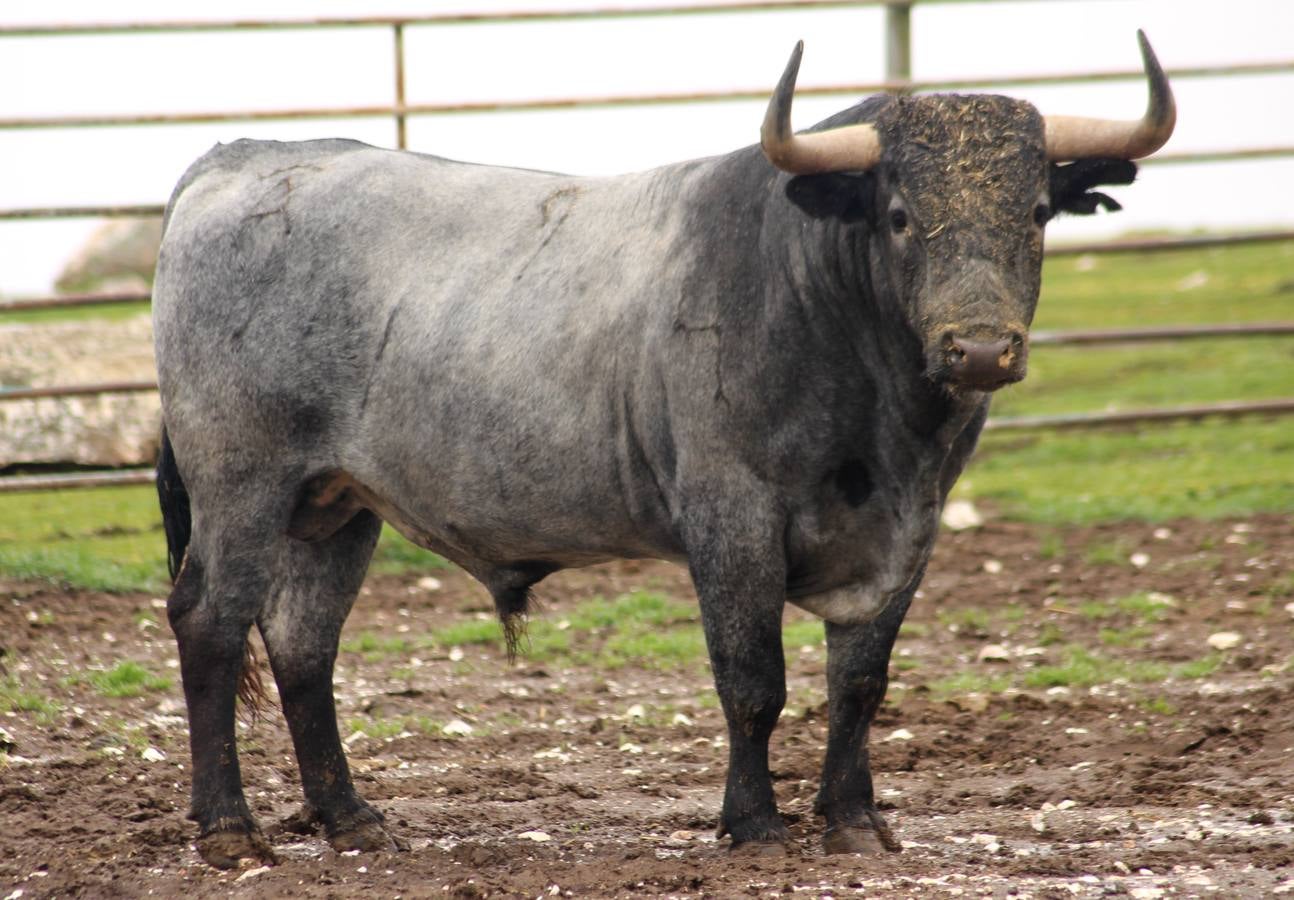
[941,500,983,531]
[1129,552,1150,568]
[977,644,1010,663]
[884,728,915,742]
[441,719,473,736]
[234,866,271,882]
[140,746,166,762]
[626,703,647,719]
[983,559,1004,575]
[448,646,465,662]
[416,576,442,591]
[519,830,552,843]
[671,712,694,727]
[1207,632,1242,651]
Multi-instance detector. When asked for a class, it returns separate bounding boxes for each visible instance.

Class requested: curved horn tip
[1135,30,1163,74]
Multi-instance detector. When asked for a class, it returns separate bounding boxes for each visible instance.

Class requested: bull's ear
[1049,159,1138,216]
[785,172,874,223]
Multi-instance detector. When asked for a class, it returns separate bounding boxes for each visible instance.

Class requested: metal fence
[2,0,1291,492]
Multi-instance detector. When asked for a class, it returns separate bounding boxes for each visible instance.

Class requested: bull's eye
[889,208,908,233]
[1033,202,1052,226]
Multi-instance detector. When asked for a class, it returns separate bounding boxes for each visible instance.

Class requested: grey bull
[153,34,1175,866]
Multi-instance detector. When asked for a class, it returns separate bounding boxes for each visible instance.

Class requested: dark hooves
[196,828,279,870]
[729,839,793,858]
[329,821,409,854]
[823,825,900,856]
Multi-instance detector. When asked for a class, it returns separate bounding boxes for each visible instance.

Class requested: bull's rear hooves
[196,829,279,870]
[329,821,409,854]
[728,839,793,858]
[822,825,900,856]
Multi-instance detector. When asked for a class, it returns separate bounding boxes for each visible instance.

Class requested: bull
[152,33,1174,866]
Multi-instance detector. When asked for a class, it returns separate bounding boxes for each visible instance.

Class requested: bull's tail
[157,426,269,718]
[157,425,191,582]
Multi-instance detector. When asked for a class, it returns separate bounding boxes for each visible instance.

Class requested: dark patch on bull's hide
[874,95,1045,255]
[834,458,874,508]
[289,403,329,441]
[1049,158,1138,216]
[785,172,874,223]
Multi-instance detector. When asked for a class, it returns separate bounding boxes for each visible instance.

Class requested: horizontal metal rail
[985,398,1294,432]
[1030,323,1294,346]
[1046,229,1294,256]
[5,59,1291,132]
[0,469,155,493]
[0,290,151,312]
[0,2,1102,37]
[0,381,157,402]
[0,204,164,220]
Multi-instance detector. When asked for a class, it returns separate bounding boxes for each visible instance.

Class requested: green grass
[959,419,1294,524]
[0,301,152,326]
[1,674,63,722]
[86,661,171,698]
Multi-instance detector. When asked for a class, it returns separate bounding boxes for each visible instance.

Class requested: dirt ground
[3,514,1292,898]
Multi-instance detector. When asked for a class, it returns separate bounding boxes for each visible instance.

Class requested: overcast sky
[3,0,1292,295]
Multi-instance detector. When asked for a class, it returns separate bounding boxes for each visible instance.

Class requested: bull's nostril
[998,346,1014,369]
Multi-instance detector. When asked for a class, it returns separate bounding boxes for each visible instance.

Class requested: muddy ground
[3,514,1293,898]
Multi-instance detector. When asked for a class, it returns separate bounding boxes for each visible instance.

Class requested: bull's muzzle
[939,330,1027,391]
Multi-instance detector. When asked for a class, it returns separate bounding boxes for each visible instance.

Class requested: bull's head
[762,32,1175,392]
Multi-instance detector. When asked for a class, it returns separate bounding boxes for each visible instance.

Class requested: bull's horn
[1045,30,1176,160]
[761,41,882,174]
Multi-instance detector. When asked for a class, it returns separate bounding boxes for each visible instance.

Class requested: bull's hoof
[329,820,408,854]
[823,823,901,856]
[729,839,793,858]
[196,828,278,870]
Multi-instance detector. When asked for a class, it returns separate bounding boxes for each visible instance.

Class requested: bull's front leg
[815,589,914,855]
[686,507,791,855]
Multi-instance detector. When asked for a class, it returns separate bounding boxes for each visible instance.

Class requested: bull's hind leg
[815,585,915,855]
[257,509,401,854]
[168,518,280,869]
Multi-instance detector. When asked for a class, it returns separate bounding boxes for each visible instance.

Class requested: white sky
[3,0,1292,295]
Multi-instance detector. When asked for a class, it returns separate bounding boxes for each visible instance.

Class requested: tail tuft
[494,587,535,665]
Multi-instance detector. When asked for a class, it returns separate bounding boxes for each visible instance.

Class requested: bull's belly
[788,582,895,626]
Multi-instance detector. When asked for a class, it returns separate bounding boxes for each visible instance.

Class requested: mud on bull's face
[871,94,1050,393]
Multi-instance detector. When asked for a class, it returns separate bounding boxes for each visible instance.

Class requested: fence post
[885,0,912,90]
[393,22,407,149]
